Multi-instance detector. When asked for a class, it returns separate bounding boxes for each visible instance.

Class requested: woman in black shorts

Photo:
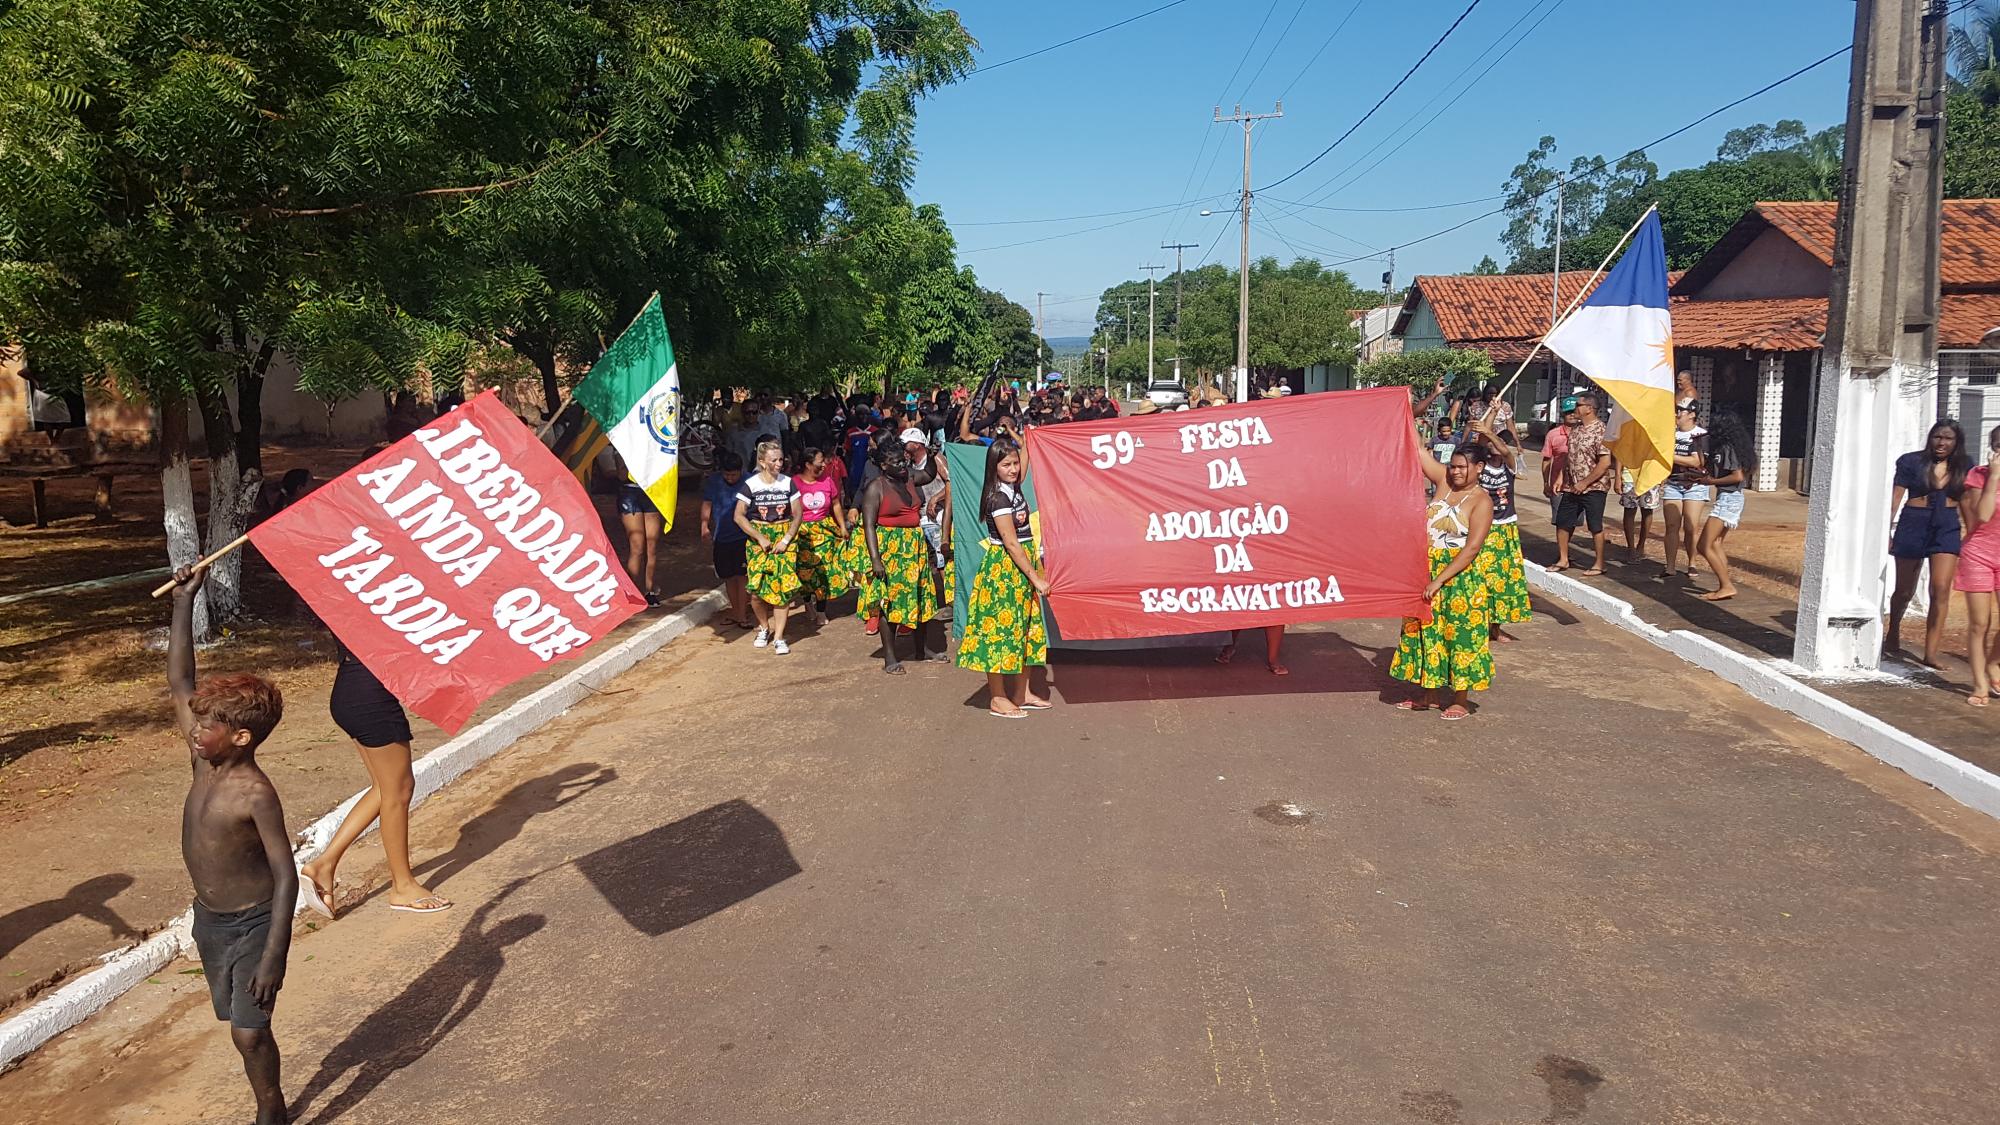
[299,646,450,917]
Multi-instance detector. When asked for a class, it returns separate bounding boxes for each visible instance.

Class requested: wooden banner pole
[149,533,252,599]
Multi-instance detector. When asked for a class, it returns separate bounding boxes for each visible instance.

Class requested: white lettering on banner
[314,526,485,664]
[1144,504,1290,543]
[1138,574,1346,616]
[403,419,623,614]
[1207,457,1247,490]
[1176,417,1273,455]
[1213,542,1253,574]
[491,587,593,661]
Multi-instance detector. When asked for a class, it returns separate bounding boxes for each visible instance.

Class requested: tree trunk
[196,385,260,626]
[159,396,212,641]
[235,338,274,473]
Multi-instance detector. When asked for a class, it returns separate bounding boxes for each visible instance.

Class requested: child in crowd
[701,450,752,629]
[168,567,295,1125]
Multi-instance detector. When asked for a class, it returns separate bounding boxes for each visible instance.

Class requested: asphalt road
[7,600,2000,1124]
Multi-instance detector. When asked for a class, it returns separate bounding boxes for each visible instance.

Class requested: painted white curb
[0,588,724,1072]
[1525,564,2000,820]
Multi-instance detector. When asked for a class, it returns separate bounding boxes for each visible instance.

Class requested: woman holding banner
[734,440,804,654]
[956,435,1052,716]
[793,446,853,625]
[861,433,941,674]
[1392,439,1496,721]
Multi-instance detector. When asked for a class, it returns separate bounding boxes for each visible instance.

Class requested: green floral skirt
[747,524,802,606]
[796,519,853,601]
[957,539,1047,674]
[1479,522,1533,625]
[860,525,937,627]
[1391,546,1494,692]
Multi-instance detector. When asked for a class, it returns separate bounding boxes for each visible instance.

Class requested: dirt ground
[0,449,714,1016]
[2,593,1997,1124]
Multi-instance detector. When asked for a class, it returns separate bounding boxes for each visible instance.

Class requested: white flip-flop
[300,877,336,920]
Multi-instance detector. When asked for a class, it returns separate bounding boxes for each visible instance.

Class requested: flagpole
[150,533,253,598]
[1482,204,1660,424]
[539,291,666,441]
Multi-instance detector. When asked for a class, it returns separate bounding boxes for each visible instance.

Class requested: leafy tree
[978,288,1046,373]
[1098,258,1365,381]
[1355,348,1496,390]
[1470,255,1501,275]
[1952,2,2000,107]
[1947,91,2000,198]
[0,0,973,635]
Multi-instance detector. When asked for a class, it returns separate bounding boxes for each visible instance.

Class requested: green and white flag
[573,293,682,529]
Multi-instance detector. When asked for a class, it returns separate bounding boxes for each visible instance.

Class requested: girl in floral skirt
[1391,436,1495,721]
[732,440,803,655]
[956,436,1051,718]
[1466,415,1532,641]
[793,446,853,624]
[861,432,941,674]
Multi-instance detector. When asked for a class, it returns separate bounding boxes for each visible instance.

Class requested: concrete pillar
[1753,353,1785,491]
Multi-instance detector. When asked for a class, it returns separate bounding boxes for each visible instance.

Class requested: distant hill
[1046,336,1090,349]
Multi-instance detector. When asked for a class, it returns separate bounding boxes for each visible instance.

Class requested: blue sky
[909,0,1866,336]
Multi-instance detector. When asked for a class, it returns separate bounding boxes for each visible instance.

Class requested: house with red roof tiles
[1393,200,2000,491]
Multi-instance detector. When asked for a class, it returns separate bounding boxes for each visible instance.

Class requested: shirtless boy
[169,567,295,1124]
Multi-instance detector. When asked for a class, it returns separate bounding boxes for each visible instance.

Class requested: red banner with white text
[1026,388,1431,640]
[249,391,646,732]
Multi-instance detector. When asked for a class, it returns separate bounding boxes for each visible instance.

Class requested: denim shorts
[1662,482,1711,504]
[617,486,659,517]
[1708,489,1744,529]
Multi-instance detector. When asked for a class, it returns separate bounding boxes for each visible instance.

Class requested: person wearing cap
[1551,393,1613,575]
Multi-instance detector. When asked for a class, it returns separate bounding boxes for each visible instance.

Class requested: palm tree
[1951,2,2000,107]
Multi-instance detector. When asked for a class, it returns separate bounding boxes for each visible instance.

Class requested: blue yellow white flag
[1543,209,1676,494]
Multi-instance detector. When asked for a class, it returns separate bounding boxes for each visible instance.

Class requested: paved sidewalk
[1513,494,2000,778]
[3,594,1997,1123]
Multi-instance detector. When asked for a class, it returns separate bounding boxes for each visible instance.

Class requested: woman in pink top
[1957,424,2000,705]
[793,446,853,626]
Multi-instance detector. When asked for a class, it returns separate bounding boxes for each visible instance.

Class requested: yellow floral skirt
[746,525,801,606]
[859,525,937,627]
[796,519,853,601]
[956,540,1047,674]
[1479,522,1533,625]
[1391,546,1493,691]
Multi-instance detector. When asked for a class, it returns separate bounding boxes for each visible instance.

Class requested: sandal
[299,873,337,920]
[988,707,1028,720]
[389,895,453,915]
[1439,704,1471,721]
[1393,699,1431,712]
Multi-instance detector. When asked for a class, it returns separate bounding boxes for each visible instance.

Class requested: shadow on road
[1048,630,1395,705]
[291,893,545,1124]
[575,798,801,936]
[0,873,138,961]
[414,764,617,891]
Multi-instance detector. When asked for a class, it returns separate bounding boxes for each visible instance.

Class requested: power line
[953,194,1232,226]
[974,0,1200,75]
[1161,0,1285,245]
[960,203,1192,254]
[1258,0,1489,193]
[1298,36,1874,270]
[1265,194,1503,213]
[1234,0,1313,105]
[1272,0,1368,101]
[1283,0,1570,210]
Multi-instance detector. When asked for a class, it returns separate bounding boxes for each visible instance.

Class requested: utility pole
[1124,296,1135,346]
[1035,291,1047,381]
[1216,102,1282,402]
[1551,172,1565,332]
[1795,0,1947,675]
[1140,264,1165,384]
[1161,241,1200,383]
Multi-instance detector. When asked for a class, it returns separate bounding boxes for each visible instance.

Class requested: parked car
[1145,380,1190,409]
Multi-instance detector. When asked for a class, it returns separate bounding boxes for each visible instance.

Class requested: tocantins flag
[572,293,682,529]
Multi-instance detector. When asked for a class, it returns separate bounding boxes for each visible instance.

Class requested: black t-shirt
[1478,461,1516,524]
[985,482,1033,543]
[1670,427,1709,487]
[735,473,799,523]
[1707,443,1744,494]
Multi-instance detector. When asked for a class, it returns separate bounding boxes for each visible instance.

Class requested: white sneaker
[753,628,771,648]
[773,640,790,655]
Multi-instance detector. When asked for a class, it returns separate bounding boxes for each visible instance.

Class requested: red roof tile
[1672,298,1826,352]
[1406,272,1604,344]
[1751,201,2000,288]
[1939,292,2000,347]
